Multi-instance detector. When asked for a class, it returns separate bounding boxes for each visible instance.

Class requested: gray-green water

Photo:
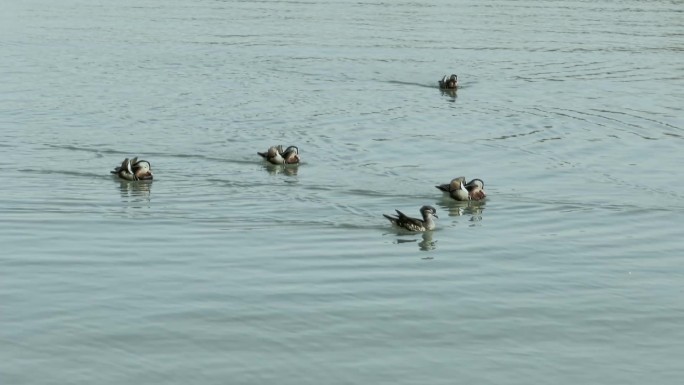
[2,0,683,383]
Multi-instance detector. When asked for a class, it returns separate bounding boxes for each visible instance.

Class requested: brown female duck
[383,205,438,232]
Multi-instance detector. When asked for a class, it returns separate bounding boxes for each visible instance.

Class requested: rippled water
[2,0,683,383]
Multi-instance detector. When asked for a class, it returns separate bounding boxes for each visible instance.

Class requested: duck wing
[438,75,447,88]
[435,183,451,192]
[394,210,425,230]
[111,158,129,174]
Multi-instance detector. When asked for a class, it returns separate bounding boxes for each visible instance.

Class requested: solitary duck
[436,177,486,201]
[438,74,458,89]
[383,205,438,232]
[258,145,300,165]
[111,157,153,181]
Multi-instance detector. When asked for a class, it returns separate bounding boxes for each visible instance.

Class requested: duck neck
[425,215,435,230]
[423,215,435,231]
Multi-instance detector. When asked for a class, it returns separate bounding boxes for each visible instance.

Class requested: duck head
[282,146,300,164]
[447,74,458,88]
[420,205,439,220]
[465,178,484,190]
[132,159,153,180]
[465,178,486,200]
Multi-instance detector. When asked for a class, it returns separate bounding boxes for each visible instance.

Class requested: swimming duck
[438,74,458,89]
[111,157,153,181]
[383,205,438,232]
[257,145,300,165]
[436,177,486,201]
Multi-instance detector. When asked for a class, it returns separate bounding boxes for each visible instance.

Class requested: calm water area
[1,0,683,383]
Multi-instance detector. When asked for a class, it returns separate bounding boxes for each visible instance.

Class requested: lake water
[2,0,683,383]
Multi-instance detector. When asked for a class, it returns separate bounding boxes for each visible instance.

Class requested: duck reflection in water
[394,231,438,253]
[117,179,152,204]
[418,231,436,253]
[440,88,457,99]
[438,200,485,224]
[262,163,299,176]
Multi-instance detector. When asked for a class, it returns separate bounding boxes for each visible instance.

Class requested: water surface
[1,0,683,384]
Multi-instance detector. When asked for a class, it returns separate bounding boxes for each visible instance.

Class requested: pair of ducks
[257,145,300,165]
[384,177,486,232]
[110,145,300,180]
